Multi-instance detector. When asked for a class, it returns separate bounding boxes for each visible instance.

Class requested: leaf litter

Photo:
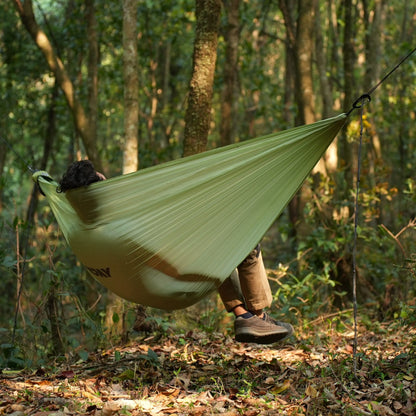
[1,318,415,415]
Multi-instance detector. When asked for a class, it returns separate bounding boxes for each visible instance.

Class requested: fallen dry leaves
[1,318,415,415]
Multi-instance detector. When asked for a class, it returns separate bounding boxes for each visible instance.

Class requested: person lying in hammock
[59,160,294,344]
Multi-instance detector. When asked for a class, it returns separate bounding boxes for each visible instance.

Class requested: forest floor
[1,315,415,416]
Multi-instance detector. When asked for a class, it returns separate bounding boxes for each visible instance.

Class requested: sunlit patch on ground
[1,319,415,415]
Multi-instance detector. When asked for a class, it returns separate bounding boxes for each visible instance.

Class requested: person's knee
[239,244,261,267]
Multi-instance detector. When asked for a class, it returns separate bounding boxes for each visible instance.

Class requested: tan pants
[218,245,272,312]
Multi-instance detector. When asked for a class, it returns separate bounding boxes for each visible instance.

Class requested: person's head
[58,160,106,193]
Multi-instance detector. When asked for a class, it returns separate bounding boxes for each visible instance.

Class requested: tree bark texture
[26,84,58,226]
[314,0,338,174]
[280,0,317,236]
[0,143,6,212]
[294,0,316,126]
[12,0,103,172]
[220,0,240,147]
[122,0,139,173]
[314,0,333,119]
[338,0,354,194]
[280,0,296,128]
[279,0,317,125]
[86,0,99,154]
[363,0,385,162]
[183,0,222,157]
[46,275,65,356]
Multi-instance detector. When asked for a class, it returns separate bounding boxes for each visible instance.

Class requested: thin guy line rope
[367,45,416,96]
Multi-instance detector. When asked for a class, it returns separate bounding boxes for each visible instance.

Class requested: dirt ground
[1,317,415,415]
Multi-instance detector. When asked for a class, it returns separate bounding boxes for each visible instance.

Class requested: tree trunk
[333,0,359,306]
[12,0,103,172]
[315,0,338,174]
[146,59,158,148]
[103,0,140,340]
[86,0,99,157]
[0,143,6,213]
[160,40,173,150]
[220,0,240,147]
[327,0,341,84]
[289,0,315,234]
[46,272,65,356]
[122,0,139,173]
[338,0,355,196]
[280,0,316,235]
[314,0,333,119]
[294,0,316,126]
[26,84,59,225]
[280,0,296,129]
[183,0,222,157]
[363,0,385,163]
[279,0,299,238]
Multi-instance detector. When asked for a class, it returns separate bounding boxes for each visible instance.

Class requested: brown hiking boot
[234,314,293,344]
[262,312,294,339]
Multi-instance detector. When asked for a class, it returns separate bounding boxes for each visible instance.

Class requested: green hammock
[33,114,346,310]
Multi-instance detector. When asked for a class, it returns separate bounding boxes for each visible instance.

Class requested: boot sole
[235,329,290,344]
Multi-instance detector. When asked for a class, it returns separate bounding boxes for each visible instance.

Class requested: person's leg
[218,245,271,316]
[218,270,244,313]
[237,245,272,316]
[219,245,294,343]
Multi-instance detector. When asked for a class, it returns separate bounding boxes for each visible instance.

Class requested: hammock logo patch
[87,267,111,278]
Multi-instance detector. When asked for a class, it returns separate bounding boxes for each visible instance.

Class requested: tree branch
[12,0,103,171]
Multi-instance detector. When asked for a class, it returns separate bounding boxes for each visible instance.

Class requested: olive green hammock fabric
[33,114,346,310]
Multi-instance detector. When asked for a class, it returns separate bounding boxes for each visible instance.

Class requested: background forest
[1,0,416,369]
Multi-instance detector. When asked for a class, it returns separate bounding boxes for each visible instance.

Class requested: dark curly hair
[58,160,104,193]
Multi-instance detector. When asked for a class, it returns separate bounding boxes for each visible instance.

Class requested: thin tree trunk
[46,272,65,356]
[294,0,315,126]
[160,40,172,149]
[322,0,342,174]
[332,0,358,306]
[147,59,158,148]
[161,41,172,112]
[220,0,240,147]
[280,0,296,129]
[0,143,6,213]
[86,0,98,155]
[363,0,385,162]
[292,0,316,230]
[26,84,59,225]
[122,0,139,173]
[283,45,296,128]
[183,0,222,156]
[12,0,103,172]
[103,0,140,340]
[279,0,300,238]
[396,0,412,215]
[328,0,341,99]
[314,0,332,119]
[281,0,316,235]
[314,0,336,175]
[338,0,354,197]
